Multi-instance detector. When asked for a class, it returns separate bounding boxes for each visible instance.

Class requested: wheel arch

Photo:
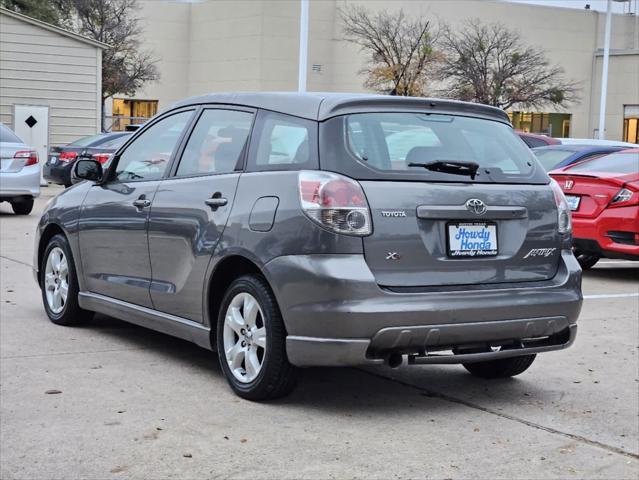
[37,223,67,287]
[205,253,268,350]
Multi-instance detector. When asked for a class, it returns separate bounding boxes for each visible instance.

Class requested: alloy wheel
[44,247,69,314]
[223,292,267,383]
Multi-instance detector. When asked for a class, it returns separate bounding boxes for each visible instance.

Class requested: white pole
[298,0,309,92]
[598,0,613,139]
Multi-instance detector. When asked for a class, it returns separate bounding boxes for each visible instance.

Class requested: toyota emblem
[466,198,487,215]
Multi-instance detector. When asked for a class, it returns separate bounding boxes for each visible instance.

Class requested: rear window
[533,149,576,171]
[568,152,639,174]
[69,134,121,147]
[99,134,131,150]
[0,124,22,143]
[321,113,547,184]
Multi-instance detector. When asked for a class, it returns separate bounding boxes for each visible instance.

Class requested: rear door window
[175,109,253,176]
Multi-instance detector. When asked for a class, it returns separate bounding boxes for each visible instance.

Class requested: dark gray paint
[33,93,582,368]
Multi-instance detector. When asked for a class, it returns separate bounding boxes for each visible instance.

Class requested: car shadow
[83,313,535,413]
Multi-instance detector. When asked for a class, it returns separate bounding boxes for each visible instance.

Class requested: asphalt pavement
[1,185,637,479]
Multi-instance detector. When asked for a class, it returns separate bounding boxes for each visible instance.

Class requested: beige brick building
[109,0,639,142]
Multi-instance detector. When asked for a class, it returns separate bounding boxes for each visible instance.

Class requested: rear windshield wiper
[408,160,480,179]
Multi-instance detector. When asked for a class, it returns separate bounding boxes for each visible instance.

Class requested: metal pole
[298,0,309,92]
[598,0,613,139]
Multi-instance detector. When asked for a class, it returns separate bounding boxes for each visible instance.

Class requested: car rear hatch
[320,110,562,288]
[551,173,629,219]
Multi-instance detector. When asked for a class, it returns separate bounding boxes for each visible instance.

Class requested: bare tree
[339,6,437,96]
[69,0,160,130]
[438,19,579,110]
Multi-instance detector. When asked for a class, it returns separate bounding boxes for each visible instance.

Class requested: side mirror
[72,158,103,184]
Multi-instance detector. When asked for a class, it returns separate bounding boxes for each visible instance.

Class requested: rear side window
[0,124,22,143]
[321,112,547,184]
[176,109,253,176]
[247,111,318,171]
[533,149,576,171]
[568,152,639,174]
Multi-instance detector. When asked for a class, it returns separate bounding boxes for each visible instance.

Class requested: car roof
[170,92,511,124]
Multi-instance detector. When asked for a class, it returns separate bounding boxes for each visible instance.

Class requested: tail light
[59,151,78,162]
[92,153,111,164]
[610,188,634,206]
[550,179,572,234]
[298,171,372,236]
[14,150,38,166]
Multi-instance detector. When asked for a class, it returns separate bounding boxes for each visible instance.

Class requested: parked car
[550,149,639,269]
[34,93,582,400]
[516,131,560,148]
[556,138,638,148]
[44,132,132,187]
[533,145,626,171]
[0,123,40,215]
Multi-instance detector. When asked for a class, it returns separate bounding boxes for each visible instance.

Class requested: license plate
[447,222,498,257]
[565,195,580,211]
[49,156,57,165]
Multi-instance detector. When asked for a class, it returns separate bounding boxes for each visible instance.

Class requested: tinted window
[114,111,192,182]
[0,124,22,143]
[176,109,253,176]
[321,113,547,184]
[248,111,318,171]
[521,136,546,148]
[70,134,108,147]
[568,152,639,174]
[99,134,131,150]
[533,149,576,171]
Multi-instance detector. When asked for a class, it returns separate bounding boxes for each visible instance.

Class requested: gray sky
[507,0,636,13]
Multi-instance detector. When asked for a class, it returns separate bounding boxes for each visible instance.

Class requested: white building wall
[0,11,102,146]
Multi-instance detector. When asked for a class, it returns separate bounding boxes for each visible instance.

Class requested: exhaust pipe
[385,353,403,369]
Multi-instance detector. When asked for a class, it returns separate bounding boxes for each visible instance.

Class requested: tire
[463,354,536,379]
[40,234,93,326]
[216,274,297,401]
[11,198,34,215]
[576,253,600,270]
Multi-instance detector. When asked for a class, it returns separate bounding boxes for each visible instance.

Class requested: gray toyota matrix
[34,93,582,400]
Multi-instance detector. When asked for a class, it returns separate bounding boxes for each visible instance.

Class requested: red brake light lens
[14,150,38,166]
[93,153,111,164]
[299,171,372,236]
[59,151,78,162]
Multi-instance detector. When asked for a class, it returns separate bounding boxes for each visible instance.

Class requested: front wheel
[41,234,93,325]
[11,198,34,215]
[463,354,536,379]
[216,274,297,401]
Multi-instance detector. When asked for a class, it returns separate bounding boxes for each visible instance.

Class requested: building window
[509,111,571,138]
[623,105,639,144]
[111,99,159,131]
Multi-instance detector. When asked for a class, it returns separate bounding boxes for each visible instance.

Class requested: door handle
[205,197,228,208]
[205,192,228,210]
[132,197,151,209]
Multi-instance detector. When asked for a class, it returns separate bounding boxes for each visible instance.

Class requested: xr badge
[386,252,401,261]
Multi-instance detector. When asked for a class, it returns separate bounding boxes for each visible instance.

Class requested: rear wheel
[575,253,600,270]
[463,354,536,379]
[216,274,297,401]
[11,198,33,215]
[41,234,93,325]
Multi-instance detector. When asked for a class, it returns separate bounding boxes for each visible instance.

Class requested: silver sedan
[0,123,40,215]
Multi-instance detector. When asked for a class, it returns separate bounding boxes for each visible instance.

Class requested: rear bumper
[43,161,73,186]
[0,165,41,198]
[572,206,639,259]
[264,251,582,367]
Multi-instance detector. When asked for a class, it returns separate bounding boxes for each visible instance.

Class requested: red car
[550,149,639,269]
[516,131,560,148]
